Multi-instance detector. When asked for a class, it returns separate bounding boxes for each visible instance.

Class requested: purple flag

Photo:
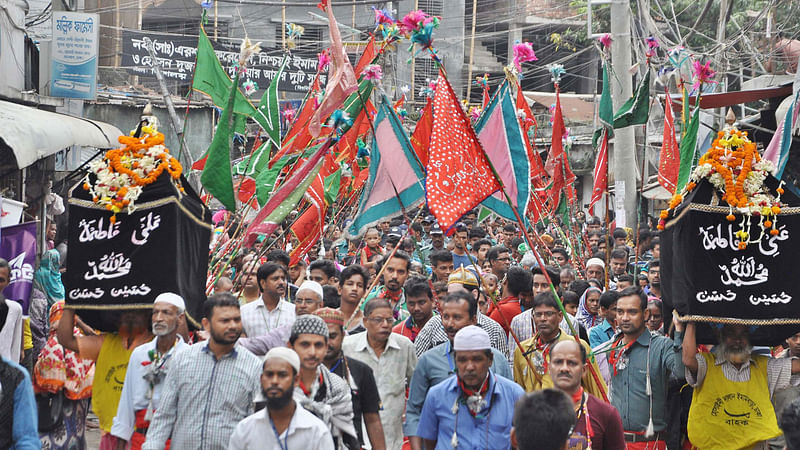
[1,222,37,314]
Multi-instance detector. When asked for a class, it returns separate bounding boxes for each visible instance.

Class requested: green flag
[323,167,342,206]
[255,56,289,148]
[232,141,272,177]
[675,106,700,193]
[613,69,651,129]
[200,72,239,211]
[255,145,321,206]
[192,27,271,132]
[592,62,614,148]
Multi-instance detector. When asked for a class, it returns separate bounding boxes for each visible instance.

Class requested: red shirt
[392,317,421,342]
[487,297,523,333]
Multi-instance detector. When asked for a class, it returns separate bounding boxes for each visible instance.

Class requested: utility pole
[610,0,637,229]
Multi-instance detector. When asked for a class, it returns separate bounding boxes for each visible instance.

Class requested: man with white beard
[683,322,800,449]
[111,293,190,449]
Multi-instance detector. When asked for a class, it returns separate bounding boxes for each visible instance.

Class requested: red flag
[271,75,322,166]
[309,3,358,137]
[426,71,501,230]
[354,36,378,78]
[410,97,433,168]
[515,84,546,186]
[191,155,207,171]
[544,84,576,208]
[393,95,405,111]
[658,88,680,193]
[482,85,490,109]
[588,130,608,215]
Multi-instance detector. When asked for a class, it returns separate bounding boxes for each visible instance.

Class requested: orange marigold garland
[657,127,785,249]
[82,123,183,223]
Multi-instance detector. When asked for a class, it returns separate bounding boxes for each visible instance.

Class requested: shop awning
[0,99,123,169]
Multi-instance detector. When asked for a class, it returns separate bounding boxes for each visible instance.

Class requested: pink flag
[308,2,358,137]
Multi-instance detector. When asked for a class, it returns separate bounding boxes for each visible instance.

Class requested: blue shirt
[404,341,512,437]
[417,373,524,449]
[1,357,39,450]
[451,252,474,270]
[589,319,615,348]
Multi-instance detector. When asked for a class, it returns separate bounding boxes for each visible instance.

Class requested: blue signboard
[51,12,99,99]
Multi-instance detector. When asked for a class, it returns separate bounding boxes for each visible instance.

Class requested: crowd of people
[3,210,800,450]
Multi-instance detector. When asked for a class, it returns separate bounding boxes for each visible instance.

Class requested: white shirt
[241,299,296,337]
[111,336,189,440]
[0,299,22,362]
[228,402,335,450]
[342,331,417,450]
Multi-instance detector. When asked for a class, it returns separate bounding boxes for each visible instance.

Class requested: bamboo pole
[465,0,479,103]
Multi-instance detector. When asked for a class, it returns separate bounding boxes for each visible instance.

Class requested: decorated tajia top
[658,126,786,249]
[82,119,184,223]
[658,126,800,346]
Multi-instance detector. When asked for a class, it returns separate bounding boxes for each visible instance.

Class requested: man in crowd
[598,287,684,449]
[237,260,261,304]
[295,280,325,316]
[551,247,570,268]
[365,251,412,325]
[549,340,625,449]
[338,264,369,334]
[343,298,417,449]
[393,277,436,342]
[509,266,581,346]
[421,224,445,265]
[513,291,606,398]
[502,223,517,248]
[405,291,513,450]
[417,325,524,449]
[472,238,493,268]
[112,293,190,449]
[644,259,661,299]
[229,348,334,449]
[316,308,386,449]
[429,249,454,283]
[683,322,800,449]
[414,268,510,357]
[585,258,606,282]
[451,222,472,269]
[487,266,531,333]
[609,249,629,281]
[512,389,575,450]
[616,274,634,290]
[589,290,619,348]
[144,294,262,450]
[289,314,359,449]
[559,268,575,292]
[310,259,340,287]
[487,246,512,281]
[241,262,296,337]
[0,355,39,449]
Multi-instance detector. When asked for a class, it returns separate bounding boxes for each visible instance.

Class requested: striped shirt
[142,342,262,450]
[413,313,509,358]
[240,299,296,337]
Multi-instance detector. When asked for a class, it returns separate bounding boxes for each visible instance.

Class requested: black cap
[388,226,403,237]
[423,215,435,224]
[430,223,443,235]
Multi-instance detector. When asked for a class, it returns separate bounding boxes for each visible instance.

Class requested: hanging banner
[64,174,212,331]
[51,12,99,99]
[120,29,325,93]
[0,222,37,314]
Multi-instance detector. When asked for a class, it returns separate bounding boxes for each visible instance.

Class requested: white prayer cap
[265,347,300,373]
[154,292,185,313]
[586,258,605,269]
[297,280,324,301]
[453,325,491,352]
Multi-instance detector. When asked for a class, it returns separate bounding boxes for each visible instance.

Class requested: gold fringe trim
[674,312,800,325]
